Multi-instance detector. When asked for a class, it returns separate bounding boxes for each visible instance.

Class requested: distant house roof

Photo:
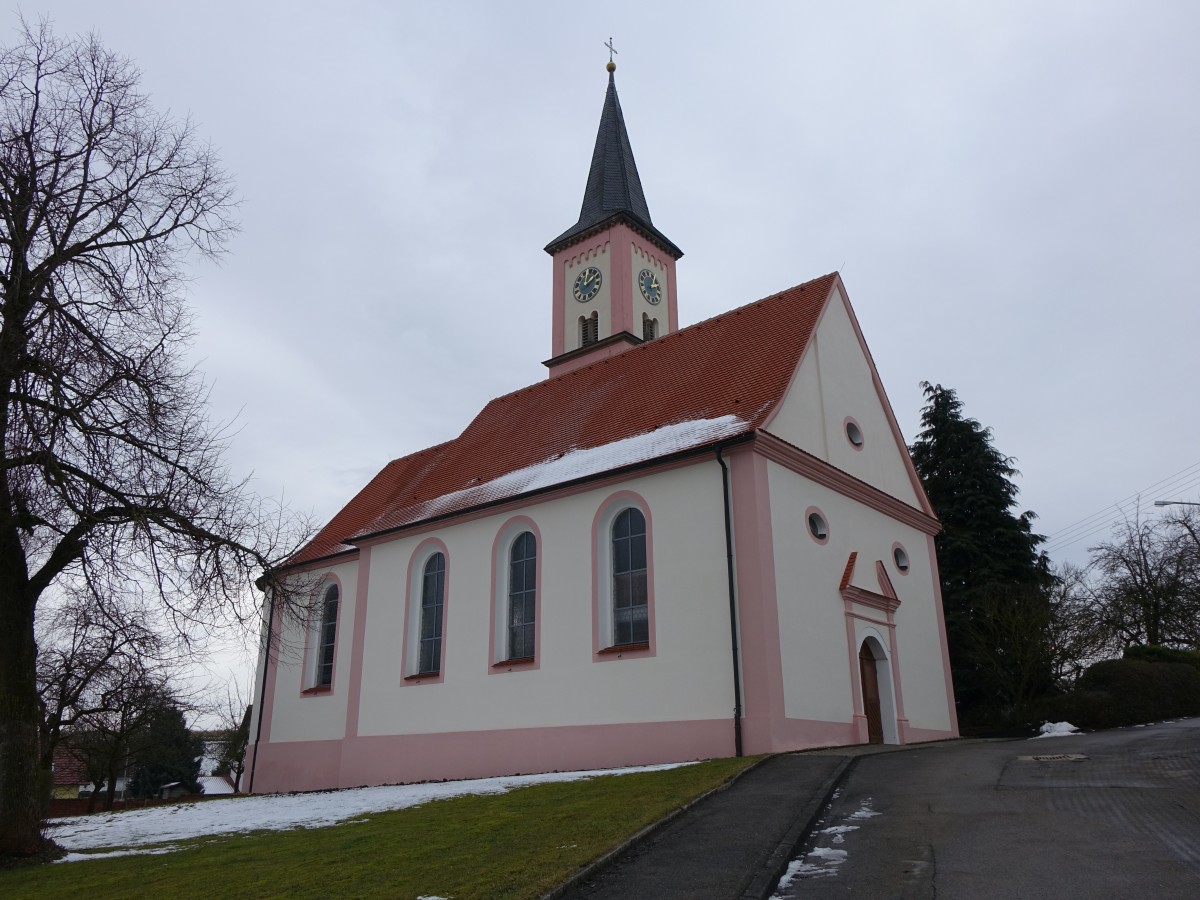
[52,745,89,786]
[287,273,839,568]
[200,775,236,795]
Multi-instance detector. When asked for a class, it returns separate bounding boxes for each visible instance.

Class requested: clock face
[573,266,603,303]
[638,268,662,305]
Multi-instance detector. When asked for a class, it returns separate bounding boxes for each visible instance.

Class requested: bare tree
[1044,562,1118,687]
[0,22,306,858]
[208,679,251,792]
[1088,513,1200,650]
[35,583,171,808]
[61,659,174,812]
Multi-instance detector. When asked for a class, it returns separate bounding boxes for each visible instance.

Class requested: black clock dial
[573,266,603,302]
[638,268,662,304]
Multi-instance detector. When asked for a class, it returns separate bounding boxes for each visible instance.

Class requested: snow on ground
[771,798,881,897]
[1033,721,1081,738]
[48,762,691,862]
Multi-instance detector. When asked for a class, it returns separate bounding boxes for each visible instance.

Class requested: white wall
[768,287,921,506]
[269,460,739,744]
[767,460,952,734]
[265,558,359,743]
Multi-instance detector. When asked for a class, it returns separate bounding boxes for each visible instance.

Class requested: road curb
[539,755,774,900]
[738,756,858,900]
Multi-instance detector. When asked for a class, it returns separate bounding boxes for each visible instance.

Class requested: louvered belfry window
[642,314,658,341]
[580,311,599,346]
[611,508,648,646]
[419,552,446,674]
[507,532,537,660]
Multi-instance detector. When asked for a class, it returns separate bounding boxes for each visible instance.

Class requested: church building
[245,62,958,794]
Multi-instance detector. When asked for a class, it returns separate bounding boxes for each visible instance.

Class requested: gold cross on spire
[605,37,618,72]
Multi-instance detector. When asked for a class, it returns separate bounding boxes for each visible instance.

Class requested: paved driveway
[776,718,1200,899]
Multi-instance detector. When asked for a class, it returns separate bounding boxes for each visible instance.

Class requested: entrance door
[859,644,884,744]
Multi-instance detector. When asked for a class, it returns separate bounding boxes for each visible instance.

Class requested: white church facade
[245,64,958,794]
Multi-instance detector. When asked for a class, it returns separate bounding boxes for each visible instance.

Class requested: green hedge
[1030,658,1200,729]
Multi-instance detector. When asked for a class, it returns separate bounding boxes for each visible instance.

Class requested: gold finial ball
[606,60,616,73]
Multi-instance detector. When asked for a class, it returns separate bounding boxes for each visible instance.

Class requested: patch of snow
[772,858,838,896]
[849,801,880,819]
[820,825,859,835]
[808,847,848,862]
[49,761,693,860]
[56,846,183,864]
[361,416,747,534]
[1033,721,1081,738]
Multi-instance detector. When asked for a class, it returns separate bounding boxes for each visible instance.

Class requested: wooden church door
[859,644,884,744]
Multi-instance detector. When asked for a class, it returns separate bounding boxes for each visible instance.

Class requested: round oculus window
[893,546,910,572]
[846,420,864,448]
[807,512,828,541]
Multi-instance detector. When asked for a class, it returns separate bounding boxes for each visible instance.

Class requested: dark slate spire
[545,67,682,258]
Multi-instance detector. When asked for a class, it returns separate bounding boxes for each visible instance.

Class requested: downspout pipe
[716,445,744,758]
[246,585,276,794]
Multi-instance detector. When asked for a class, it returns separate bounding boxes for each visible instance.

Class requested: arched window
[642,313,658,341]
[314,582,338,688]
[508,532,537,660]
[419,552,446,674]
[580,311,599,346]
[611,508,648,646]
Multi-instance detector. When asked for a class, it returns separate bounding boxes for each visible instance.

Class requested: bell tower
[543,60,683,378]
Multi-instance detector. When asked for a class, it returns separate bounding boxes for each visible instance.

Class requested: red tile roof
[288,273,839,567]
[52,745,89,785]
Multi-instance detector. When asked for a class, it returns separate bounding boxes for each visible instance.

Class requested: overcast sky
[24,1,1200,692]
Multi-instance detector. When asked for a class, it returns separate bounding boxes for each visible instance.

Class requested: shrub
[1026,658,1200,729]
[1124,644,1200,672]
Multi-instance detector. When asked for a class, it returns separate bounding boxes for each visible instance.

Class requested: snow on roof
[199,776,235,795]
[350,414,746,540]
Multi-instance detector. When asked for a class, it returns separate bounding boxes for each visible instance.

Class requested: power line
[1042,460,1200,557]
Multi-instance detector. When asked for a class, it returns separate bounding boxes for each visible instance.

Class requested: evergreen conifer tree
[909,383,1051,722]
[127,702,203,798]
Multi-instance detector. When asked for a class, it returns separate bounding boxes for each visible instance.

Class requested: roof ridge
[473,272,839,416]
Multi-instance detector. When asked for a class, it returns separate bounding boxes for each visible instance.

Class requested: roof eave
[544,210,683,259]
[345,431,757,547]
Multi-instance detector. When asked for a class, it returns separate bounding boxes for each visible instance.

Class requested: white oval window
[893,546,910,572]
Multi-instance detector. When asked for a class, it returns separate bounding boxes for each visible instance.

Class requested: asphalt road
[776,718,1200,899]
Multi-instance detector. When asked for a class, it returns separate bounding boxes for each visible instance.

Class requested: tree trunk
[0,582,49,857]
[103,761,119,812]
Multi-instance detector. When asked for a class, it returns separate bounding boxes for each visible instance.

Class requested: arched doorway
[859,643,884,744]
[856,634,900,744]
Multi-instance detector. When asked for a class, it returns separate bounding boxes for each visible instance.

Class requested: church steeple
[544,67,681,259]
[544,60,682,378]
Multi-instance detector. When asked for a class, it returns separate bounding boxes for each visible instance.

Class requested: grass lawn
[1,755,757,899]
